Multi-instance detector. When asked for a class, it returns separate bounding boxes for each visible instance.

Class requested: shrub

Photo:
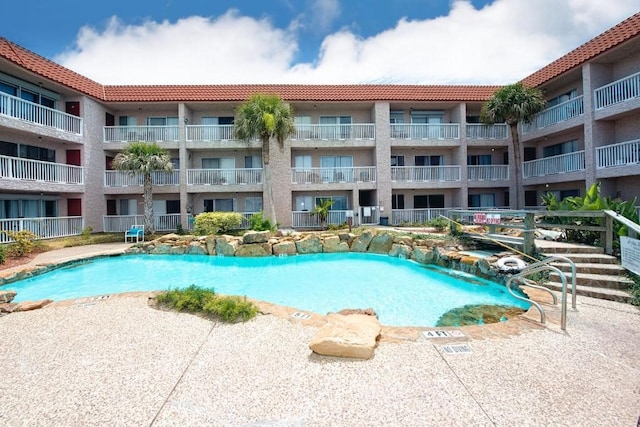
[248,212,275,232]
[203,295,258,322]
[156,284,216,312]
[176,223,186,235]
[193,212,243,235]
[81,226,93,238]
[4,230,38,257]
[0,244,5,264]
[427,217,449,231]
[629,272,640,307]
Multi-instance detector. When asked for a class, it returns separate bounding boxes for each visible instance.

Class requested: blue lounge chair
[125,225,144,243]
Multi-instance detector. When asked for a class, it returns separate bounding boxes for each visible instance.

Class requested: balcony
[291,124,375,141]
[103,212,256,232]
[522,151,585,178]
[391,208,451,226]
[465,124,508,139]
[521,96,584,133]
[467,165,509,181]
[0,216,84,243]
[390,123,460,140]
[291,210,351,228]
[0,92,83,135]
[103,126,179,143]
[391,166,461,182]
[187,168,262,185]
[0,155,84,184]
[104,170,180,187]
[186,125,235,141]
[596,139,640,168]
[594,71,640,110]
[291,166,376,184]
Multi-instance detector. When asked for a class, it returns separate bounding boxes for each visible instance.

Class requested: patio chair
[124,225,145,243]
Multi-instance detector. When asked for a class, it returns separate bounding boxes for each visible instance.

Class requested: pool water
[4,253,530,327]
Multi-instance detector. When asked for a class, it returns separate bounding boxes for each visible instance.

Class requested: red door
[66,102,80,117]
[66,149,81,166]
[67,199,82,216]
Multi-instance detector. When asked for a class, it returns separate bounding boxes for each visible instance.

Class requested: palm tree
[312,198,334,229]
[481,83,546,208]
[111,142,174,235]
[235,94,295,225]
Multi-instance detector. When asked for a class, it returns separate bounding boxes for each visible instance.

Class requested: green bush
[81,226,93,238]
[4,230,38,257]
[629,272,640,306]
[248,212,275,232]
[203,295,258,322]
[156,284,216,312]
[428,217,449,231]
[193,212,243,235]
[0,244,5,264]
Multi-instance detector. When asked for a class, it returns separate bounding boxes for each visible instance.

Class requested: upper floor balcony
[467,165,509,181]
[291,124,375,141]
[521,96,584,134]
[390,123,460,140]
[104,170,180,187]
[465,124,508,140]
[596,139,640,169]
[594,70,640,110]
[0,92,82,136]
[186,125,235,141]
[103,126,179,143]
[522,150,585,178]
[0,154,84,184]
[187,168,263,185]
[391,165,461,182]
[291,166,376,184]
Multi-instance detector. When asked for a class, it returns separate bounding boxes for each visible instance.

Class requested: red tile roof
[522,11,640,87]
[2,11,639,101]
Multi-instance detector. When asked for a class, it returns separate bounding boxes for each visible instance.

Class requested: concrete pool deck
[0,244,639,425]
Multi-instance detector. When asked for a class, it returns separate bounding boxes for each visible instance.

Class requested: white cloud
[55,0,639,85]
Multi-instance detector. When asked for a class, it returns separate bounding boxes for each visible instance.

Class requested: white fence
[0,92,82,135]
[103,170,180,187]
[291,210,351,228]
[523,151,585,178]
[467,165,509,181]
[291,124,375,140]
[596,139,640,168]
[390,123,460,140]
[103,126,179,142]
[391,208,450,225]
[186,125,235,141]
[465,124,508,139]
[0,155,84,184]
[391,166,461,182]
[187,168,263,185]
[522,96,584,133]
[594,71,640,109]
[103,214,181,232]
[291,166,376,184]
[0,216,84,243]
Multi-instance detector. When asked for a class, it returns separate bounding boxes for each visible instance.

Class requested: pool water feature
[4,253,530,327]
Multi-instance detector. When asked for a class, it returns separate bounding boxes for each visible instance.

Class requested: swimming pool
[4,253,530,326]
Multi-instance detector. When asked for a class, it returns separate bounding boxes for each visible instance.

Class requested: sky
[2,0,639,85]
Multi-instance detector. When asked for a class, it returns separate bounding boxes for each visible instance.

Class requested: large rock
[15,299,52,312]
[0,290,17,303]
[411,247,435,264]
[150,243,173,254]
[350,229,375,252]
[236,243,272,257]
[367,233,394,253]
[389,243,411,259]
[295,235,323,254]
[272,241,297,256]
[204,235,216,255]
[309,313,381,359]
[215,236,239,256]
[186,242,207,255]
[323,235,349,253]
[243,230,270,244]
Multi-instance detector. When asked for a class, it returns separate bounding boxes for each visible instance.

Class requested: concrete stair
[538,241,634,303]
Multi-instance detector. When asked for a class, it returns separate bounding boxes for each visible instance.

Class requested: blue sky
[2,0,638,84]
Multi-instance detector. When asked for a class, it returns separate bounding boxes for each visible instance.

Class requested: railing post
[604,213,613,255]
[524,212,535,256]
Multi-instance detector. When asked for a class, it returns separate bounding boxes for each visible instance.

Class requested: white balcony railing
[0,155,84,184]
[0,92,83,135]
[186,125,235,141]
[103,126,180,143]
[596,139,640,168]
[0,216,84,243]
[465,124,508,139]
[187,168,262,185]
[291,166,376,184]
[522,151,585,178]
[104,170,180,187]
[103,212,256,232]
[390,123,460,140]
[391,208,451,226]
[291,210,350,228]
[467,165,509,181]
[594,71,640,110]
[391,166,461,182]
[521,96,584,133]
[292,124,375,140]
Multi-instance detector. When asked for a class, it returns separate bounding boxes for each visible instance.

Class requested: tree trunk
[261,137,277,226]
[510,123,523,209]
[143,173,155,234]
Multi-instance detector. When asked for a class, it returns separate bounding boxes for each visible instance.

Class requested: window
[295,195,313,211]
[410,111,444,139]
[166,200,180,214]
[392,194,405,210]
[0,81,17,96]
[391,155,405,167]
[547,89,577,107]
[320,156,353,182]
[244,155,261,169]
[467,154,492,165]
[415,155,443,166]
[414,194,445,209]
[0,141,18,157]
[294,116,312,139]
[542,140,578,157]
[19,144,55,162]
[204,198,235,212]
[315,196,348,210]
[468,193,496,208]
[245,197,263,212]
[119,199,137,215]
[466,115,481,123]
[202,158,234,169]
[319,116,352,139]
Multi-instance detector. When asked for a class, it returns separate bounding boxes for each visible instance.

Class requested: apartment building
[1,12,639,239]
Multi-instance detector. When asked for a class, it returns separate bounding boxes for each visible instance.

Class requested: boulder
[236,243,272,257]
[323,235,349,253]
[336,308,378,318]
[243,230,270,244]
[186,243,207,255]
[204,235,216,255]
[15,299,52,312]
[411,247,435,264]
[150,243,173,254]
[388,243,411,259]
[215,237,239,256]
[169,246,186,255]
[367,233,394,253]
[272,241,297,256]
[295,235,323,254]
[350,229,375,252]
[309,313,381,359]
[0,290,17,303]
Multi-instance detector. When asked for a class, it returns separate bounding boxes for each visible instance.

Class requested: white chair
[124,225,144,243]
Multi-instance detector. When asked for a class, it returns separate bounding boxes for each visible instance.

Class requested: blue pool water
[4,253,529,326]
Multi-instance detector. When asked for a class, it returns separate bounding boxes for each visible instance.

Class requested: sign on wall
[620,236,640,276]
